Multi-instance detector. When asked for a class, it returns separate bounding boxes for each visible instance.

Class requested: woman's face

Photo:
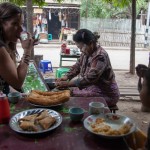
[2,14,23,43]
[75,42,93,56]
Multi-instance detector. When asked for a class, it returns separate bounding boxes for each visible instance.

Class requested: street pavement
[16,42,149,70]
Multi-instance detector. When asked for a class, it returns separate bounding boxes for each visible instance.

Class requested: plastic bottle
[0,92,10,124]
[61,42,67,54]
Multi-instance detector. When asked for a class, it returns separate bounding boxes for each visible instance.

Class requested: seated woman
[0,3,37,95]
[135,64,148,92]
[55,29,120,107]
[140,68,150,112]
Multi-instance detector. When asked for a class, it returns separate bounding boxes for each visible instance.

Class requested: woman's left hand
[55,81,69,89]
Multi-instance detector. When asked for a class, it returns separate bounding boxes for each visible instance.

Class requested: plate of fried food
[84,113,136,139]
[25,90,70,107]
[9,108,62,135]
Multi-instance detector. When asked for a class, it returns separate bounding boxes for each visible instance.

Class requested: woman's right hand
[55,76,68,82]
[20,32,34,55]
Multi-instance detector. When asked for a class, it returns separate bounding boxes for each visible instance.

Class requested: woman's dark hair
[0,2,22,20]
[73,29,100,45]
[144,68,150,93]
[0,2,22,63]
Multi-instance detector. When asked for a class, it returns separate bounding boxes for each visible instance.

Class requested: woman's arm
[56,54,108,89]
[0,47,29,89]
[73,54,107,87]
[0,34,33,89]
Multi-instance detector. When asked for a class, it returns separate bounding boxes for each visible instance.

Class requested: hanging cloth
[49,9,51,20]
[58,11,62,22]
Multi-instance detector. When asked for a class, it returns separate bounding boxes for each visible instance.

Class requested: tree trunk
[130,0,136,74]
[26,0,34,59]
[85,0,88,18]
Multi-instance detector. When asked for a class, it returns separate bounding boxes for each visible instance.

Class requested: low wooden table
[0,97,129,150]
[59,53,80,67]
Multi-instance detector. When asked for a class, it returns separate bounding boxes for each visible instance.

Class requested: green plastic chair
[56,68,70,78]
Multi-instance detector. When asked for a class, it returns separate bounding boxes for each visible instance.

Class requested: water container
[61,43,67,53]
[0,92,10,124]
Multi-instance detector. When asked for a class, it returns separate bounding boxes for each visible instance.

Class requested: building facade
[31,0,81,39]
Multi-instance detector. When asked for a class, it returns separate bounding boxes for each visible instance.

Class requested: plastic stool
[48,34,52,40]
[39,60,53,74]
[56,68,70,78]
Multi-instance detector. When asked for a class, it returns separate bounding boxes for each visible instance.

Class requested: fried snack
[19,114,38,122]
[38,116,56,130]
[105,129,122,135]
[90,117,132,136]
[118,124,131,134]
[19,121,38,132]
[92,123,111,133]
[95,118,105,124]
[36,110,49,121]
[33,90,66,96]
[26,90,70,106]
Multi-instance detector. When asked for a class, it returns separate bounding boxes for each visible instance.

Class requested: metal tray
[29,102,63,108]
[84,113,136,139]
[9,108,62,135]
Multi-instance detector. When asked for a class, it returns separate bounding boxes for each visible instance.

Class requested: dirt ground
[43,69,150,134]
[115,71,149,134]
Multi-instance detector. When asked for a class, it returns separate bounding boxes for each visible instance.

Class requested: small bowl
[44,78,56,90]
[69,107,84,122]
[8,92,21,104]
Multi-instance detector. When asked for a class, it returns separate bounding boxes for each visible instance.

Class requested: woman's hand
[55,81,69,89]
[55,76,68,82]
[20,32,34,55]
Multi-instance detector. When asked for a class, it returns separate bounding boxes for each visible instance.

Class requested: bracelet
[23,54,30,59]
[21,54,31,65]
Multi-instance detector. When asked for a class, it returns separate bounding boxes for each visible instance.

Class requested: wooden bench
[107,87,139,114]
[119,86,139,97]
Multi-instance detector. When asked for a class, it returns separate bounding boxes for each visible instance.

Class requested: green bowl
[69,107,84,122]
[8,92,21,104]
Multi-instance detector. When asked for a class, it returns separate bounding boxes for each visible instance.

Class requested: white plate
[9,108,62,135]
[83,113,136,139]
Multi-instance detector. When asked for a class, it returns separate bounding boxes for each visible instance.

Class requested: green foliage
[8,0,25,5]
[8,0,46,6]
[102,0,131,8]
[8,0,64,6]
[81,0,148,18]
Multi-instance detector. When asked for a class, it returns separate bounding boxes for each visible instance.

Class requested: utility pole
[26,0,34,59]
[144,2,150,48]
[130,0,136,74]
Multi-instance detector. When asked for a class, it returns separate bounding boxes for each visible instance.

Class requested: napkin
[125,128,147,150]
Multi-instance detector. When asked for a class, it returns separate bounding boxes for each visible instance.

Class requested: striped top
[66,45,120,99]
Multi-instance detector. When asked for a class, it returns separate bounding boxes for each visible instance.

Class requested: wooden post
[130,0,136,74]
